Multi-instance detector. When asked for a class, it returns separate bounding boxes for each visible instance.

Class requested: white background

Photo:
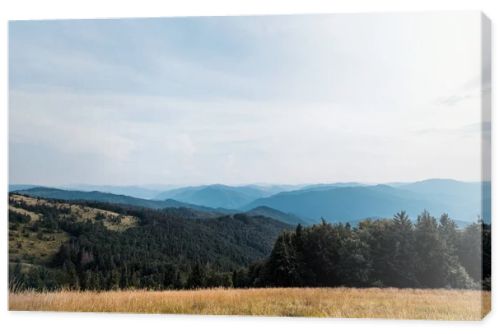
[0,1,497,333]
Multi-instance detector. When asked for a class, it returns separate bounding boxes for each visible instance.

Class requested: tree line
[233,211,490,290]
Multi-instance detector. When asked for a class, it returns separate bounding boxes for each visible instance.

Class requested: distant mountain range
[396,179,490,222]
[10,179,491,225]
[154,185,261,209]
[244,180,489,225]
[10,183,301,201]
[62,185,164,200]
[9,184,41,192]
[153,184,297,209]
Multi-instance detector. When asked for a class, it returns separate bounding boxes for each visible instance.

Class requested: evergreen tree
[458,222,483,282]
[390,211,417,287]
[414,211,447,288]
[187,263,206,288]
[63,260,80,290]
[264,232,301,286]
[438,214,459,254]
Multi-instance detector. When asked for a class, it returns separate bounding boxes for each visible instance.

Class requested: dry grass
[9,288,490,320]
[10,194,138,232]
[9,230,69,264]
[9,206,42,222]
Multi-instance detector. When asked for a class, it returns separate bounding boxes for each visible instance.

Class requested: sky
[9,12,491,186]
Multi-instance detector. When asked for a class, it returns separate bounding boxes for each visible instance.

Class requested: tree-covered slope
[245,206,312,226]
[9,194,292,291]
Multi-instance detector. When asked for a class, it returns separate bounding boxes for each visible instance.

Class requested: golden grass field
[9,287,491,320]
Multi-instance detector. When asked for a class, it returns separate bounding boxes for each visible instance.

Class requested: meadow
[9,287,490,320]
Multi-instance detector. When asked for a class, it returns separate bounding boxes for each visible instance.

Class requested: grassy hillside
[9,194,138,266]
[10,194,139,231]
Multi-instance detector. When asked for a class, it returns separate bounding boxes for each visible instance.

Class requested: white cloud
[9,12,488,185]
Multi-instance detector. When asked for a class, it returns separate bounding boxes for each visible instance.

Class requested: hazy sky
[9,12,490,186]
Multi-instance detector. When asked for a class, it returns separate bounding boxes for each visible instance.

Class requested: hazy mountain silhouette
[14,187,221,212]
[245,206,312,226]
[11,179,490,224]
[244,181,487,224]
[154,184,279,209]
[63,185,163,199]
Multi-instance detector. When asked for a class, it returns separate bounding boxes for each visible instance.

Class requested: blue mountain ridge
[10,179,490,225]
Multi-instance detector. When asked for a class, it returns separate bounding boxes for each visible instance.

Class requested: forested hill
[8,194,292,291]
[245,206,312,226]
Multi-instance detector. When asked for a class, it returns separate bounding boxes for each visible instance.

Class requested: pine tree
[62,260,79,289]
[187,263,206,288]
[458,222,483,282]
[414,211,447,288]
[438,213,459,254]
[390,211,417,287]
[265,232,301,286]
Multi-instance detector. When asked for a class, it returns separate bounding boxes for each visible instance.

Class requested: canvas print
[8,12,491,320]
